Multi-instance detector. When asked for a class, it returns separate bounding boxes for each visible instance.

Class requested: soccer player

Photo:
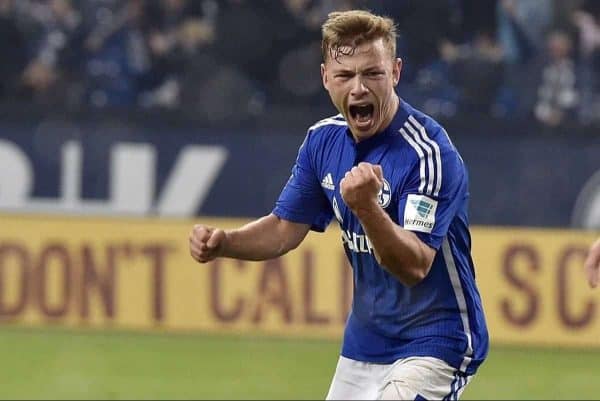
[189,9,488,400]
[585,238,600,288]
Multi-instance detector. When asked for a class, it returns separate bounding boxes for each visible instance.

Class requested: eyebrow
[331,66,384,74]
[364,66,384,72]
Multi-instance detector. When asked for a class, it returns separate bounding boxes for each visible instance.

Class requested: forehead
[326,38,392,69]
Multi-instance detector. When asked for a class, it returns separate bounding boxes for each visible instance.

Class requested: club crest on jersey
[404,194,437,233]
[377,179,391,208]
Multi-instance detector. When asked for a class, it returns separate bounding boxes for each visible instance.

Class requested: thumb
[206,228,226,249]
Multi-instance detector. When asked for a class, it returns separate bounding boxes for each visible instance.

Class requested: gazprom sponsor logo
[341,229,374,254]
[403,194,438,234]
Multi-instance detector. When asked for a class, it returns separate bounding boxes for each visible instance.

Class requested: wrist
[352,200,383,220]
[219,229,232,257]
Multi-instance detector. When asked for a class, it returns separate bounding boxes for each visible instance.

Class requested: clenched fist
[189,224,227,263]
[340,162,384,213]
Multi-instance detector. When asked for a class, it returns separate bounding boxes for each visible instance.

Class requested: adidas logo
[321,173,335,190]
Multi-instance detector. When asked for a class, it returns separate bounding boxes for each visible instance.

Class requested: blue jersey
[272,99,489,375]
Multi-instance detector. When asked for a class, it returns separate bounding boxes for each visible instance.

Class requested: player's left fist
[340,162,383,212]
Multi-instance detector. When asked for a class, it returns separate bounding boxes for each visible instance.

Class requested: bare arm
[341,162,435,287]
[585,238,600,288]
[189,213,311,263]
[354,204,435,287]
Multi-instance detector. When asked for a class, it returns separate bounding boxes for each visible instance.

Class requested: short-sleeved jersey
[272,99,489,375]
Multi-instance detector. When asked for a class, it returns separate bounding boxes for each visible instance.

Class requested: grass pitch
[1,326,599,400]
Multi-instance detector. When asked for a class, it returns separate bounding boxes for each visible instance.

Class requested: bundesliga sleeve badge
[403,194,437,233]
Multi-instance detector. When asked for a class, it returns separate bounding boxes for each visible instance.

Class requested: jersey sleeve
[272,130,333,232]
[397,146,467,250]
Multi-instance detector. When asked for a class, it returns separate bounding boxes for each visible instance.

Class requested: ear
[321,63,329,90]
[393,57,402,87]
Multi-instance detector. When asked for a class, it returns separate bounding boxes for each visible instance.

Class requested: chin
[351,126,377,140]
[357,121,378,133]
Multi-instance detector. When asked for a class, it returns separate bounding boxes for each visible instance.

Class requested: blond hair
[321,10,397,62]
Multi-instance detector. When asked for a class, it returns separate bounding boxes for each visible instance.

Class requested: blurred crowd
[0,0,599,130]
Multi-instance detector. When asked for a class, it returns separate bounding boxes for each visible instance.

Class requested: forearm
[354,205,434,286]
[222,214,307,261]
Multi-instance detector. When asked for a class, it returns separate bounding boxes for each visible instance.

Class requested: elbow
[400,267,429,287]
[276,237,302,257]
[275,243,290,258]
[375,234,436,287]
[380,256,431,287]
[271,215,309,258]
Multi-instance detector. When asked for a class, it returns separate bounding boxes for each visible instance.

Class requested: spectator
[496,0,554,65]
[367,0,465,81]
[440,29,505,114]
[275,0,355,100]
[22,0,81,106]
[0,0,598,130]
[138,0,216,108]
[534,30,578,128]
[571,0,600,125]
[494,0,554,119]
[75,0,150,108]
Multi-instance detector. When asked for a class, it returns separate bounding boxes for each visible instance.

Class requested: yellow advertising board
[0,213,598,347]
[473,226,600,347]
[0,214,351,339]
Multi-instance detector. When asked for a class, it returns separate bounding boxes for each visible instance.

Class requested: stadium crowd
[0,0,599,131]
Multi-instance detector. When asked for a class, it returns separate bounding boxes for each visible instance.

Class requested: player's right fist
[189,224,227,263]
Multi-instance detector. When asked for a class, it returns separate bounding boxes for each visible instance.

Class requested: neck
[380,94,400,132]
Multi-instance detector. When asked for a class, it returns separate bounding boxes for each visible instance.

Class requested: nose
[350,77,369,98]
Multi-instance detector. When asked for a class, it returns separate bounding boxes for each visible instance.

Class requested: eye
[365,71,384,77]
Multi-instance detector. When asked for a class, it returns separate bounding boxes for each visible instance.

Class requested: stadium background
[0,0,600,399]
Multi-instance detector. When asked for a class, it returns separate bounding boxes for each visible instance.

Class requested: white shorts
[325,355,472,400]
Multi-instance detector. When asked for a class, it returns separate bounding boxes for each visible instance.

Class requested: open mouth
[349,104,375,127]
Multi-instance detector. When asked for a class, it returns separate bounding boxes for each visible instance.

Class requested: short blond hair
[321,10,397,63]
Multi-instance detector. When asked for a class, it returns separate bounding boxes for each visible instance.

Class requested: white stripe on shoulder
[442,237,474,374]
[399,127,427,194]
[308,115,347,132]
[407,115,442,197]
[403,120,435,195]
